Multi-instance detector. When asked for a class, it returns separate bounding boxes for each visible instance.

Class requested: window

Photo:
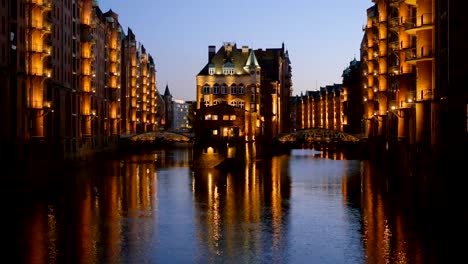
[221,85,227,94]
[213,130,218,135]
[203,85,210,94]
[205,114,212,120]
[204,100,210,107]
[238,85,245,94]
[209,67,215,75]
[231,85,237,94]
[230,115,236,120]
[213,85,219,94]
[223,66,234,75]
[230,100,245,109]
[223,115,229,120]
[214,99,225,105]
[213,115,218,120]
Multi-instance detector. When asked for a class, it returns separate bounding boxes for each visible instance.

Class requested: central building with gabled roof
[195,42,293,144]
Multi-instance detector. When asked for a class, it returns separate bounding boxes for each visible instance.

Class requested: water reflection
[6,145,467,263]
[191,155,291,263]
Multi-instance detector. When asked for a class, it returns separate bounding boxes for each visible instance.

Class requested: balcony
[416,89,433,102]
[405,47,434,64]
[29,66,51,78]
[388,17,401,29]
[389,65,400,75]
[388,41,400,51]
[404,13,434,35]
[28,19,52,33]
[389,0,404,7]
[28,43,51,55]
[24,0,52,11]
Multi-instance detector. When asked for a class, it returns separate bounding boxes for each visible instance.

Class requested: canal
[5,144,467,263]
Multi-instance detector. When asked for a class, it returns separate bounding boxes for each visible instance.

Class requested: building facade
[0,0,161,163]
[361,0,468,156]
[292,84,344,133]
[195,42,292,143]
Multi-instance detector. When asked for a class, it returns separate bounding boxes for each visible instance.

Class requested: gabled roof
[197,44,251,76]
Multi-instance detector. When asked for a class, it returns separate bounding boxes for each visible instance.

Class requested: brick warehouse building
[361,0,468,160]
[0,0,163,164]
[195,42,293,144]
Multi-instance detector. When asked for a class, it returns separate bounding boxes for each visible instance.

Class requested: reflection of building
[195,42,292,143]
[192,155,291,259]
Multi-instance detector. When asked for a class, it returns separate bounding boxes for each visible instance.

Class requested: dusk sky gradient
[98,0,372,101]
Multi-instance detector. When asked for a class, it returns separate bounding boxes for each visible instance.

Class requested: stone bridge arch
[275,128,360,143]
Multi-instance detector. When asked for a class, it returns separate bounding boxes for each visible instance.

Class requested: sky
[97,0,372,101]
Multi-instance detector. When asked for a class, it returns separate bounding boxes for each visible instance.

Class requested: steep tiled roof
[198,44,251,76]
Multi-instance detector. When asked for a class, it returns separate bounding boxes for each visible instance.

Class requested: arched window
[202,84,210,94]
[221,83,228,94]
[231,84,237,94]
[213,83,219,94]
[238,84,245,94]
[230,99,245,109]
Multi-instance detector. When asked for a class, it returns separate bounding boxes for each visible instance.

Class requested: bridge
[119,131,194,147]
[274,128,361,143]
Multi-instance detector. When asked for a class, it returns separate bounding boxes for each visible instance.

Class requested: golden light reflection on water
[192,153,290,260]
[12,147,454,263]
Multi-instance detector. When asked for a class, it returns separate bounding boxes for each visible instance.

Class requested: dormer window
[208,63,215,75]
[223,61,234,75]
[223,67,234,75]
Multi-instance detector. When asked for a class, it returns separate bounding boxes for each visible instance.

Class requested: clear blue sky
[98,0,371,101]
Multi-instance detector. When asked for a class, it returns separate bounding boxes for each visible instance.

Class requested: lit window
[213,115,218,120]
[205,114,212,120]
[230,115,236,120]
[213,130,218,135]
[239,101,244,109]
[223,115,229,120]
[223,67,234,75]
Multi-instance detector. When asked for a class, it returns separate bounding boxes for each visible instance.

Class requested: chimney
[208,45,216,61]
[242,45,249,54]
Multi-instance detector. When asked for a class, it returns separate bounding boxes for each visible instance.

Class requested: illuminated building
[0,0,160,162]
[292,84,343,132]
[361,0,468,154]
[195,42,292,143]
